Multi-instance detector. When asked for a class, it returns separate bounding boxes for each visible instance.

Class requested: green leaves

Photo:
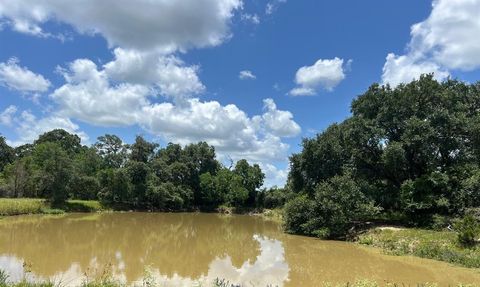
[286,75,480,237]
[285,173,379,239]
[454,214,480,247]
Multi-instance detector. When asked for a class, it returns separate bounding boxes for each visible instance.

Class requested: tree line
[1,74,479,240]
[284,75,480,238]
[0,131,268,210]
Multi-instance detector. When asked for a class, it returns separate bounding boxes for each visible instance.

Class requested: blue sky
[1,0,480,186]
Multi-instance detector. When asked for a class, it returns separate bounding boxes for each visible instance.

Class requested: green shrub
[283,195,314,235]
[284,173,379,239]
[431,214,451,231]
[454,214,480,247]
[262,187,290,208]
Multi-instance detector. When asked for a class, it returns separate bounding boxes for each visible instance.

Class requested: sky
[1,0,480,187]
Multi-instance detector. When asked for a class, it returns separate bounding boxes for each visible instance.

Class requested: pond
[0,212,479,286]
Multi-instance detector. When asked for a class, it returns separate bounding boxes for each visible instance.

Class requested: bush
[431,214,451,231]
[454,214,480,247]
[262,187,290,208]
[284,173,379,239]
[146,182,192,210]
[283,195,315,235]
[69,175,100,200]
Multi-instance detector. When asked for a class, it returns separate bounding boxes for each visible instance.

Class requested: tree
[284,173,378,239]
[233,159,264,206]
[286,75,480,234]
[146,181,192,210]
[69,175,100,200]
[129,135,158,163]
[0,129,265,210]
[32,143,73,204]
[0,136,15,172]
[183,142,220,203]
[73,147,103,176]
[14,144,34,159]
[94,134,128,168]
[98,168,132,204]
[126,161,150,206]
[199,172,223,207]
[2,157,35,198]
[262,187,291,208]
[288,123,350,195]
[216,168,249,207]
[35,129,82,154]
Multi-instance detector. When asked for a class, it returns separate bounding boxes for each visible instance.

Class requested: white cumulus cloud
[260,163,289,188]
[0,58,51,93]
[0,105,17,126]
[239,70,256,80]
[382,53,449,87]
[253,98,300,138]
[382,0,480,86]
[48,58,300,164]
[0,0,242,53]
[51,59,151,126]
[289,57,348,96]
[104,48,205,100]
[3,108,88,146]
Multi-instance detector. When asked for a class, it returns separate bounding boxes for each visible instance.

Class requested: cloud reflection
[0,235,289,287]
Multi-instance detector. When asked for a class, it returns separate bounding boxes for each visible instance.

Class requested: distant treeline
[0,131,278,210]
[283,75,480,238]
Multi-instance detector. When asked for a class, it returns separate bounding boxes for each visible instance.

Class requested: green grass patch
[0,198,46,216]
[259,208,283,223]
[56,200,105,212]
[39,208,65,215]
[0,198,105,216]
[357,227,480,268]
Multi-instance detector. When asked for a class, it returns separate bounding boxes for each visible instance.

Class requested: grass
[320,280,478,287]
[1,266,479,287]
[258,208,283,223]
[0,198,45,216]
[357,227,480,268]
[0,198,105,216]
[58,200,104,212]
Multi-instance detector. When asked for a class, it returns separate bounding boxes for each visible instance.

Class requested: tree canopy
[0,131,265,210]
[285,75,480,238]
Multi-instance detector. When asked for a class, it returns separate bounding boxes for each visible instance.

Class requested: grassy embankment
[0,198,282,219]
[0,198,105,216]
[357,227,480,268]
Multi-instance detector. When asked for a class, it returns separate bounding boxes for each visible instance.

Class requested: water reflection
[0,235,289,286]
[0,213,288,286]
[0,213,480,286]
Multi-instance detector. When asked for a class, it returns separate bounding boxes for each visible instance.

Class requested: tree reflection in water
[0,213,289,286]
[2,213,480,286]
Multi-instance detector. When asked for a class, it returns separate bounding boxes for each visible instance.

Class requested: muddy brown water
[0,212,479,286]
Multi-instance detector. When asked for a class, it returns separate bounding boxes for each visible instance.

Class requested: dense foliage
[454,214,480,247]
[0,131,265,210]
[285,75,480,238]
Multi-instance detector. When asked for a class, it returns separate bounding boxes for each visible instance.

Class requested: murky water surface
[0,213,479,286]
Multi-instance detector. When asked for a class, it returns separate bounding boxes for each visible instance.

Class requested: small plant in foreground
[0,269,9,287]
[454,214,480,247]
